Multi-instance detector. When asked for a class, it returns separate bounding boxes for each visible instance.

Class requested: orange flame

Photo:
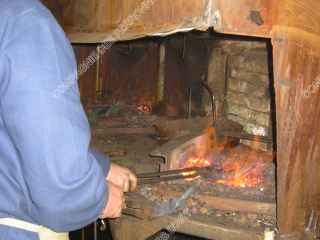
[217,165,263,188]
[180,157,213,181]
[181,157,213,169]
[180,156,264,187]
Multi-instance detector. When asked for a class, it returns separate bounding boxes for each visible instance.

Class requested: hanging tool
[117,42,131,55]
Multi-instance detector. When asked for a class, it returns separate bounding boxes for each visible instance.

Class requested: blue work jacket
[0,0,110,239]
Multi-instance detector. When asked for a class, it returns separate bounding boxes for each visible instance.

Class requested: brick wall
[207,38,273,150]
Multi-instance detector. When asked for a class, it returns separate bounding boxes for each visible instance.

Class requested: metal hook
[169,90,181,104]
[274,227,280,240]
[188,82,216,126]
[117,42,131,55]
[100,219,107,231]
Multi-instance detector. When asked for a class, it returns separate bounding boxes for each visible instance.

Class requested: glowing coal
[179,145,272,188]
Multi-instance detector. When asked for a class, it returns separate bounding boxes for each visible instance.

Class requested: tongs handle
[136,167,228,185]
[122,207,147,220]
[137,172,199,185]
[136,167,201,178]
[122,202,155,220]
[136,167,202,185]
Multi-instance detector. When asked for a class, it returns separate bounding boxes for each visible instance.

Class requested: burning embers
[139,131,277,232]
[179,144,272,188]
[217,163,262,188]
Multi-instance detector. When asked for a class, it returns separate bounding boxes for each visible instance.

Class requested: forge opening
[77,30,278,239]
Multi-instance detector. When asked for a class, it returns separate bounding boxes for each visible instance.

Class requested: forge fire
[180,144,272,188]
[138,126,277,231]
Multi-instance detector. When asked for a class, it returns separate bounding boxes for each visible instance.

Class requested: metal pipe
[156,40,166,104]
[93,220,98,240]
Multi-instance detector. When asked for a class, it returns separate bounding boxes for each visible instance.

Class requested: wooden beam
[44,0,211,43]
[212,0,273,38]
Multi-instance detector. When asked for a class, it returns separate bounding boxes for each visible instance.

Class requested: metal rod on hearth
[137,173,199,185]
[136,166,228,185]
[136,167,201,178]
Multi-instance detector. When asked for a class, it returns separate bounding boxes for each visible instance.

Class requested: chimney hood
[44,0,272,43]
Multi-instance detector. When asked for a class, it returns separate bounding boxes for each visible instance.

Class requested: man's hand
[100,181,126,219]
[106,163,137,192]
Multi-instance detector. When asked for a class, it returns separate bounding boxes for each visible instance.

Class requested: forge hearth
[90,131,277,240]
[145,142,276,210]
[138,123,277,233]
[81,32,281,238]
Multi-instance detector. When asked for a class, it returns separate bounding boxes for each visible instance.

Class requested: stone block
[218,40,267,54]
[228,77,241,91]
[233,51,269,74]
[228,104,253,119]
[228,103,269,127]
[240,80,248,93]
[229,56,246,72]
[240,139,268,151]
[247,95,270,112]
[227,114,247,127]
[207,51,227,101]
[236,72,270,85]
[230,69,238,78]
[227,91,249,108]
[251,111,270,126]
[248,51,269,74]
[244,123,268,136]
[228,115,269,151]
[248,82,266,97]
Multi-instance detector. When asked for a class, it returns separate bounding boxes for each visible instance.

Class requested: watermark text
[154,208,191,240]
[302,75,320,99]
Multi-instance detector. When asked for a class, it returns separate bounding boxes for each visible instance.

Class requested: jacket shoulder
[0,0,55,51]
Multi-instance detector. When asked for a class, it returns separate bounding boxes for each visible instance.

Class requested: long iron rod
[137,173,199,185]
[136,167,202,179]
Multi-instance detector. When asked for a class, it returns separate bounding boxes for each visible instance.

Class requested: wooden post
[273,0,320,235]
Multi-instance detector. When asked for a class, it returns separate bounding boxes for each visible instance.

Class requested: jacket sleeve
[0,18,110,232]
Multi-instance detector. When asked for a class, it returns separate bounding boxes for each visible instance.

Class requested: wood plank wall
[273,0,320,235]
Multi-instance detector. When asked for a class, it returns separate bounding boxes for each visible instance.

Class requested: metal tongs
[123,166,254,220]
[122,185,199,220]
[136,166,227,185]
[122,203,154,220]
